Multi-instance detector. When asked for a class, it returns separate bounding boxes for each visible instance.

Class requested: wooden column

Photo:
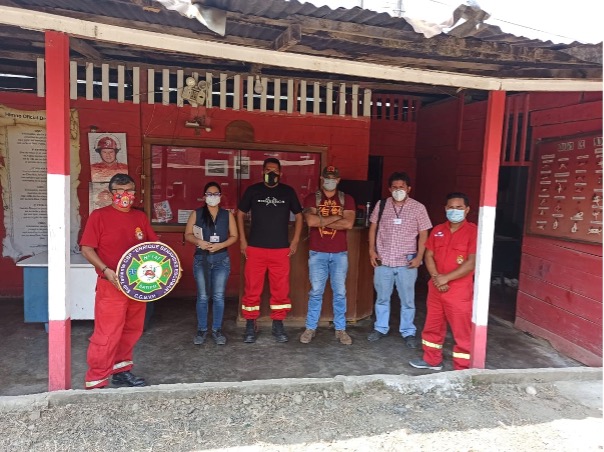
[470,90,506,368]
[45,31,72,391]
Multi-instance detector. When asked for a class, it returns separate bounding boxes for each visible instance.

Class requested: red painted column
[45,31,72,391]
[470,90,506,369]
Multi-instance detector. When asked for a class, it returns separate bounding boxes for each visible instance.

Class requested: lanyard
[392,201,404,219]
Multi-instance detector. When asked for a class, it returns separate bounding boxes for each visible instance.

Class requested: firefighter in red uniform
[80,173,158,389]
[409,192,477,371]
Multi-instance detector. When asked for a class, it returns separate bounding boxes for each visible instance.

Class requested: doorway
[490,166,528,322]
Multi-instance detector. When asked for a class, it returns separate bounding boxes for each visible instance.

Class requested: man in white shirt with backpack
[367,171,432,348]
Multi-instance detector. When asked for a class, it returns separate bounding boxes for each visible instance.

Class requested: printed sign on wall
[527,131,603,245]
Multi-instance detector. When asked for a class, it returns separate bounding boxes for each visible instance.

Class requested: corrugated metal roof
[0,0,600,94]
[12,0,599,51]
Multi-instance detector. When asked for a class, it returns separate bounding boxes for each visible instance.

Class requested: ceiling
[0,0,601,104]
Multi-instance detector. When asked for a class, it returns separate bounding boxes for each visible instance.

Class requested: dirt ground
[1,378,601,451]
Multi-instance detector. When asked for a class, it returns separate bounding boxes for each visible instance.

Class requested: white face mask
[392,189,407,202]
[205,195,221,207]
[322,179,338,191]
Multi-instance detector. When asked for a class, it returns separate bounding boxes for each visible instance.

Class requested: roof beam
[273,24,301,51]
[0,6,599,92]
[227,12,587,64]
[70,37,103,60]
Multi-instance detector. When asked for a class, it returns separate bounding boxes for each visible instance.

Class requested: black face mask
[264,171,279,187]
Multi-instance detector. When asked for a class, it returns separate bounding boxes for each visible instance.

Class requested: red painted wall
[515,95,603,366]
[415,92,603,365]
[369,120,417,197]
[415,96,485,224]
[0,92,370,298]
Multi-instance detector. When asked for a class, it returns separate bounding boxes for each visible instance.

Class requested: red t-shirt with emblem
[80,205,159,276]
[304,191,356,253]
[425,220,478,286]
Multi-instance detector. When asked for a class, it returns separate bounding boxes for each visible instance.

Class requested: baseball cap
[322,165,340,178]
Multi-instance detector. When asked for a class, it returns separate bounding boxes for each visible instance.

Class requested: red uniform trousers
[242,246,292,321]
[85,278,146,389]
[422,280,473,370]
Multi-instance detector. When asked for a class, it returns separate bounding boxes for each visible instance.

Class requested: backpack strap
[375,198,387,235]
[316,190,346,208]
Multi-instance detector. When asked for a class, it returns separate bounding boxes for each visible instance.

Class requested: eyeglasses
[111,189,136,195]
[205,192,221,197]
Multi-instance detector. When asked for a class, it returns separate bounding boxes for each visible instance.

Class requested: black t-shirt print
[238,182,302,248]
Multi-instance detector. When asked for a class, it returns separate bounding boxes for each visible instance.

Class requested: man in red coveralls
[80,173,158,389]
[409,192,477,371]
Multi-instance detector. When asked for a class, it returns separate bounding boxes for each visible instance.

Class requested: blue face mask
[446,209,465,223]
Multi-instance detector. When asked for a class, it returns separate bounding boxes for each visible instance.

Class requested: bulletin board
[146,144,321,227]
[526,131,603,244]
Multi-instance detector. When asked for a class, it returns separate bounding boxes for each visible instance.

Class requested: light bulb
[253,75,263,94]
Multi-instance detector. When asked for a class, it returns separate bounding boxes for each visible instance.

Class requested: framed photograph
[234,155,250,180]
[205,159,228,177]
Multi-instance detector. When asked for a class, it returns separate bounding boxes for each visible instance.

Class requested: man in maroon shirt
[80,173,158,389]
[300,166,356,345]
[409,192,477,371]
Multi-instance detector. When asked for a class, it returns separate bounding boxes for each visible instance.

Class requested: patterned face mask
[112,191,135,208]
[264,171,279,187]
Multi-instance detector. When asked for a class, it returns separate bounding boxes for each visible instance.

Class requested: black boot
[111,371,146,387]
[243,319,256,343]
[272,320,288,343]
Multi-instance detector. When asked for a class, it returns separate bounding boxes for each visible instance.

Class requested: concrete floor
[0,287,581,397]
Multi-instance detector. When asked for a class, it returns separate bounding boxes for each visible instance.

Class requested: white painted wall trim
[0,6,599,92]
[47,174,70,321]
[472,206,496,327]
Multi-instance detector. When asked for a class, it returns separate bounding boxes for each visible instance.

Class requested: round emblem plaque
[116,241,182,302]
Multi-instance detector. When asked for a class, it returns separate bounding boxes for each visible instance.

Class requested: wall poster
[0,105,81,260]
[526,131,603,245]
[88,132,128,183]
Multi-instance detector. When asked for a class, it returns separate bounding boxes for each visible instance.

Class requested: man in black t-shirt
[237,158,303,343]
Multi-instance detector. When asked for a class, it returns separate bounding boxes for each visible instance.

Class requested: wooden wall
[413,92,603,366]
[0,92,370,298]
[415,96,485,224]
[515,94,603,366]
[369,119,417,197]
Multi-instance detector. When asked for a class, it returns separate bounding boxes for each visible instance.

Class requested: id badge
[393,218,402,225]
[210,234,220,243]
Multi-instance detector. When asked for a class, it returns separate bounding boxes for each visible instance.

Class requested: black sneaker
[408,358,443,371]
[367,330,387,342]
[111,371,146,387]
[212,329,227,345]
[243,320,256,343]
[403,335,418,349]
[193,330,208,345]
[271,320,288,343]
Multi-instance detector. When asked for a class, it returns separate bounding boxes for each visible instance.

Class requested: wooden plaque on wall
[526,131,603,245]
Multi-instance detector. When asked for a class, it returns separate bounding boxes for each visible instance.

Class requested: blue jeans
[373,262,418,337]
[193,252,230,331]
[306,251,348,331]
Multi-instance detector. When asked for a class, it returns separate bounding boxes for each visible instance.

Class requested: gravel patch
[0,377,602,451]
